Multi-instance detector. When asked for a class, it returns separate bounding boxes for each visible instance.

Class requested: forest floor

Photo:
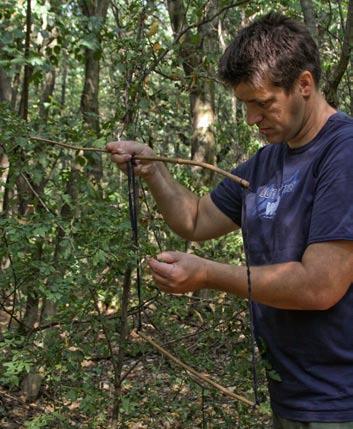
[0,339,271,429]
[0,385,43,429]
[0,304,271,428]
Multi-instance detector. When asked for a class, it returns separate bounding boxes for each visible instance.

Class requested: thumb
[156,251,179,264]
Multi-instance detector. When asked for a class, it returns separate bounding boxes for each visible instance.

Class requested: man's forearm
[205,259,317,309]
[149,242,353,310]
[204,256,345,311]
[145,162,199,240]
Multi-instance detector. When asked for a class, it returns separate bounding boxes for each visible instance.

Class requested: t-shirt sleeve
[210,163,246,227]
[308,136,353,244]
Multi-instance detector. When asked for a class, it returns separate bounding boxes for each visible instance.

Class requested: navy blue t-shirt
[210,112,353,422]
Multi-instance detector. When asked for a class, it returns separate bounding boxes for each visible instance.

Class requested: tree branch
[137,330,255,407]
[29,136,250,188]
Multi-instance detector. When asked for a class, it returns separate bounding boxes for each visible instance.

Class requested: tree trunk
[81,49,101,134]
[11,70,21,111]
[0,151,9,213]
[39,68,56,122]
[323,0,353,108]
[0,67,11,213]
[190,90,216,167]
[0,69,12,103]
[166,0,217,183]
[79,0,110,121]
[18,0,32,121]
[79,0,109,181]
[191,0,217,171]
[21,288,40,333]
[60,52,68,108]
[40,160,80,327]
[34,161,81,402]
[300,0,318,43]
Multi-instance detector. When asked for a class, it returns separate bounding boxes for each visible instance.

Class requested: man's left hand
[148,251,208,294]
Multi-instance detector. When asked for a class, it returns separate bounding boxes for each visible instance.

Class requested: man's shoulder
[333,110,353,123]
[313,111,353,160]
[327,111,353,137]
[326,112,353,154]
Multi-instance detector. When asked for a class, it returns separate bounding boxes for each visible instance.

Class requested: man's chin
[260,134,282,144]
[267,131,285,144]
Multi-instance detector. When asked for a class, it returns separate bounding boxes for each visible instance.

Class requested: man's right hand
[106,140,158,179]
[106,140,238,241]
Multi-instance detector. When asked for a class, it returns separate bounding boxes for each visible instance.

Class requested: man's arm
[146,167,238,240]
[148,240,353,310]
[107,140,238,240]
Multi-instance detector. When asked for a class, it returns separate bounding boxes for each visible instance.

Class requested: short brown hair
[219,12,321,91]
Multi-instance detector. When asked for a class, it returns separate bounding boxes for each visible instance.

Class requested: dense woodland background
[0,0,352,427]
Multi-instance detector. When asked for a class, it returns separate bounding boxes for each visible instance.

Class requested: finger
[148,258,175,277]
[151,272,172,288]
[106,141,129,153]
[106,140,137,152]
[133,161,149,174]
[153,278,183,295]
[158,284,175,293]
[154,281,178,294]
[111,153,132,165]
[156,251,179,264]
[106,142,118,152]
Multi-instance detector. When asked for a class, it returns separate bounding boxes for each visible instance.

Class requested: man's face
[234,79,306,146]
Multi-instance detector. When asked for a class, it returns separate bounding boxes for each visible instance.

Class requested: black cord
[140,180,163,252]
[127,158,142,331]
[242,191,260,406]
[127,160,257,403]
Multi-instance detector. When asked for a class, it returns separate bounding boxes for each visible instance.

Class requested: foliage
[0,0,352,427]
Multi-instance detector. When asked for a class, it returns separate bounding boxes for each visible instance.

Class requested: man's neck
[288,94,336,148]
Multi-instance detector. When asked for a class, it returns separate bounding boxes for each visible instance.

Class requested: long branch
[137,330,255,407]
[29,136,250,188]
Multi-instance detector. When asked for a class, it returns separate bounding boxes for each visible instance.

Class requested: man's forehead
[234,80,278,102]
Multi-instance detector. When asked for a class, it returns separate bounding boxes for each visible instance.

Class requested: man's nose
[246,108,263,126]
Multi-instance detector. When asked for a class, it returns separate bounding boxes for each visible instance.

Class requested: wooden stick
[29,136,250,188]
[28,136,255,405]
[30,135,107,152]
[137,330,255,407]
[135,155,249,189]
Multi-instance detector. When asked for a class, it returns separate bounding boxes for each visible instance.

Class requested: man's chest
[243,157,317,265]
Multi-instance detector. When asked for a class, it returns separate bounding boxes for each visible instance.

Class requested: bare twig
[29,136,250,188]
[137,330,255,407]
[20,172,67,235]
[0,301,24,329]
[20,173,51,215]
[136,155,250,188]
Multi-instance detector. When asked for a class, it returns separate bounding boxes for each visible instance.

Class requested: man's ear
[297,70,315,97]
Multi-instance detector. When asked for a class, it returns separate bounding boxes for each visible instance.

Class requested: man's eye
[258,101,269,108]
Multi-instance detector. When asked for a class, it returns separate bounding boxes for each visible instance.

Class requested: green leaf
[268,369,282,382]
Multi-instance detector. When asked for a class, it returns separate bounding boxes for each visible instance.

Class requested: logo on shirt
[256,172,299,219]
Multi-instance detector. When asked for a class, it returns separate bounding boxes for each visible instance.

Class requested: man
[107,13,353,428]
